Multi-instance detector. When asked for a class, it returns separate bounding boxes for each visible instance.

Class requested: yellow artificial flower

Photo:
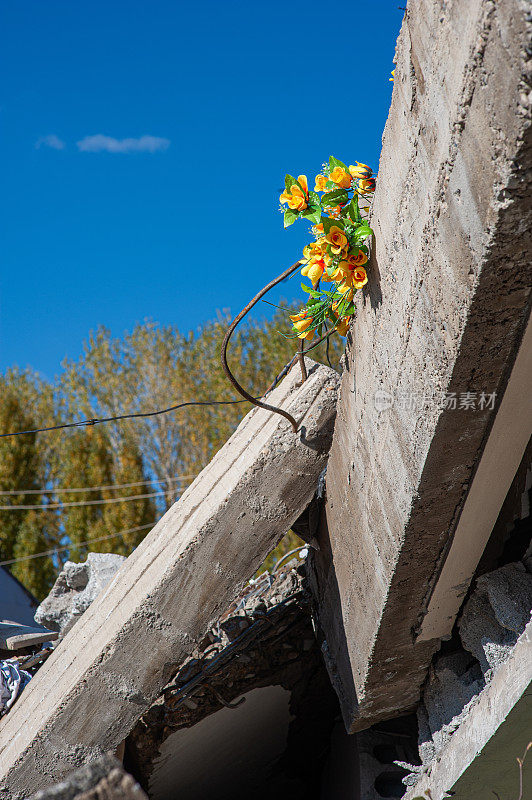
[336,284,354,299]
[289,311,315,340]
[335,316,351,337]
[279,175,309,211]
[389,69,395,82]
[330,166,352,189]
[346,250,368,267]
[348,162,372,180]
[301,261,325,287]
[325,226,348,255]
[345,266,368,289]
[314,174,328,192]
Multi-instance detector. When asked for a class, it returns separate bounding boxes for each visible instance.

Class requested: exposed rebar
[221,261,305,432]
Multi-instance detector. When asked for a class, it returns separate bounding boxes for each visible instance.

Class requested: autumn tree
[1,311,343,596]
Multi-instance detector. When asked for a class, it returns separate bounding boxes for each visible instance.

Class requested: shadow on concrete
[306,503,360,735]
[367,234,383,311]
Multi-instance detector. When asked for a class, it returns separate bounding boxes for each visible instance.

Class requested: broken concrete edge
[25,755,147,800]
[127,559,330,792]
[400,557,532,787]
[310,0,532,732]
[0,359,339,797]
[402,617,532,799]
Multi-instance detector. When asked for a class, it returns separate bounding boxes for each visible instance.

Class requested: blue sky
[1,0,403,378]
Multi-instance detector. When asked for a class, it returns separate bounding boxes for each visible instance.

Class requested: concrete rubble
[459,562,532,674]
[35,554,126,640]
[127,559,339,799]
[26,755,146,800]
[0,359,339,798]
[402,548,532,790]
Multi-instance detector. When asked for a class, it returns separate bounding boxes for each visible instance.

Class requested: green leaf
[308,190,321,208]
[325,180,336,190]
[284,209,298,228]
[348,195,362,223]
[321,216,345,234]
[301,283,321,297]
[329,155,348,172]
[342,301,355,316]
[302,207,322,224]
[353,221,373,240]
[322,189,349,207]
[284,174,297,192]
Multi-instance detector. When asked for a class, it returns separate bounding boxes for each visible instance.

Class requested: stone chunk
[26,755,146,800]
[459,563,532,673]
[35,553,126,639]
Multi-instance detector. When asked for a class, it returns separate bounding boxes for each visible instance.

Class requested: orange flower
[346,250,368,268]
[301,260,325,287]
[280,175,309,211]
[312,222,324,234]
[349,162,372,180]
[330,166,352,189]
[345,266,368,289]
[289,310,315,340]
[314,174,328,192]
[332,259,368,290]
[325,225,348,255]
[335,316,351,337]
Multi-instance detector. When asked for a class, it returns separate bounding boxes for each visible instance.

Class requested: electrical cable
[0,490,168,511]
[0,475,193,496]
[0,351,300,441]
[0,521,156,567]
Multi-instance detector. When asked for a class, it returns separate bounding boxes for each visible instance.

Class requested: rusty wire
[221,260,307,432]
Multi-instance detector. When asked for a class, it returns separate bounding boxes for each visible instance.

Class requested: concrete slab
[0,359,339,798]
[309,0,532,732]
[0,623,58,651]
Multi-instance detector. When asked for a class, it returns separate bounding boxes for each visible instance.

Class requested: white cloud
[35,134,66,150]
[76,134,170,154]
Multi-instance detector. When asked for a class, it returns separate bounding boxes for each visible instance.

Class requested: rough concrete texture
[26,755,146,800]
[459,562,532,673]
[403,619,532,799]
[310,0,532,731]
[35,554,126,639]
[0,359,339,799]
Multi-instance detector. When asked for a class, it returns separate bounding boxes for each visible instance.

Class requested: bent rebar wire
[221,261,305,432]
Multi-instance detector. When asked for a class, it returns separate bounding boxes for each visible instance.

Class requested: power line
[0,490,168,511]
[0,398,251,439]
[0,354,299,440]
[0,475,193,496]
[0,522,156,567]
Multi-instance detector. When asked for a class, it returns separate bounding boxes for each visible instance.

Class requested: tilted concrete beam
[0,359,339,798]
[309,0,531,731]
